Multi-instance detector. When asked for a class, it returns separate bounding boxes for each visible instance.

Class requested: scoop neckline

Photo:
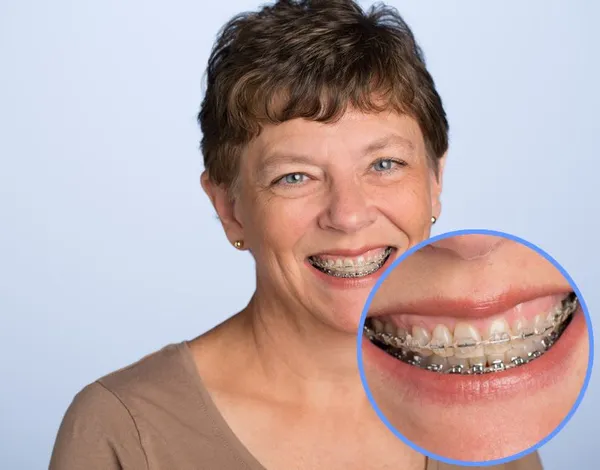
[175,341,434,470]
[177,341,269,470]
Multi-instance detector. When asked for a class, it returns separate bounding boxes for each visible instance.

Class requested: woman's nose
[318,181,377,234]
[433,234,505,260]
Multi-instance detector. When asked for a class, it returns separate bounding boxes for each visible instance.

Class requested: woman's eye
[372,158,401,172]
[276,173,307,185]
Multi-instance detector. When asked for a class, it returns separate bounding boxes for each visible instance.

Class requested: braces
[364,293,578,375]
[309,247,393,278]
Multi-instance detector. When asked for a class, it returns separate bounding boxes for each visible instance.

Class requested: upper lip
[308,245,393,258]
[367,286,573,319]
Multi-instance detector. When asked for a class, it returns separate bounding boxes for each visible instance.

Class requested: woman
[50,1,541,469]
[363,234,588,463]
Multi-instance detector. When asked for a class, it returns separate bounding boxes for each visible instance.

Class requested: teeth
[505,337,539,362]
[430,325,454,357]
[372,318,384,333]
[384,322,396,336]
[529,336,547,353]
[533,313,551,335]
[427,355,449,372]
[484,319,511,356]
[412,326,433,357]
[396,327,408,340]
[486,353,506,366]
[412,326,430,347]
[453,323,483,359]
[522,338,539,356]
[364,292,576,375]
[309,248,392,278]
[447,355,470,370]
[512,317,535,339]
[468,356,486,368]
[505,342,527,363]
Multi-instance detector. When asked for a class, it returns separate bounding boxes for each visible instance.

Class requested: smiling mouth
[308,247,394,278]
[364,292,578,375]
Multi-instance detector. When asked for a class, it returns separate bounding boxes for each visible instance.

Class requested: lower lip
[307,249,396,289]
[361,306,587,405]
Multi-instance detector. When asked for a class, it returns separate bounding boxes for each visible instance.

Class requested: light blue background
[0,1,597,468]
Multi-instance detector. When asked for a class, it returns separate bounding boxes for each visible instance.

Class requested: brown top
[49,343,543,470]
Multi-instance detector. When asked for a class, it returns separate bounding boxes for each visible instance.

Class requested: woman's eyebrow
[362,134,415,154]
[255,134,415,177]
[255,154,316,179]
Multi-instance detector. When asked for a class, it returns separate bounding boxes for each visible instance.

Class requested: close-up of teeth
[308,247,393,278]
[364,293,578,375]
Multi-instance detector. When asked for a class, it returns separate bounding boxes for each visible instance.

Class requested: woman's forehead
[246,111,425,161]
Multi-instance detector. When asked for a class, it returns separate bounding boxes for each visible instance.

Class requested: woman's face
[362,235,589,461]
[204,109,444,333]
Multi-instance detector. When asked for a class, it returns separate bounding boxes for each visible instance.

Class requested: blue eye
[278,173,306,185]
[373,159,396,171]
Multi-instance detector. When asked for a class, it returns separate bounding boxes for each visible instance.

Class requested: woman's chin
[362,310,589,462]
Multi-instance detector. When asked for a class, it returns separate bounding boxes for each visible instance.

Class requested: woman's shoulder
[50,342,212,469]
[64,342,191,409]
[74,341,208,428]
[96,342,192,398]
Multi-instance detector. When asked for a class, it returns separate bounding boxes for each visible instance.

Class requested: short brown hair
[199,0,449,192]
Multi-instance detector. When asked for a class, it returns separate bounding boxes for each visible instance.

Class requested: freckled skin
[234,110,442,334]
[364,236,590,461]
[194,109,445,470]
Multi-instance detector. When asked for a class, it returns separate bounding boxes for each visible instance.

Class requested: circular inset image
[357,230,593,466]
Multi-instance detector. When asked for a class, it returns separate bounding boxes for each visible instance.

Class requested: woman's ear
[431,152,446,220]
[201,172,244,245]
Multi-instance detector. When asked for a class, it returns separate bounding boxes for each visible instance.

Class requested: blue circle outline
[356,228,595,467]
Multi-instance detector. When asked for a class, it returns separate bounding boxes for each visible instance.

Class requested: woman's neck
[188,295,427,470]
[193,293,366,409]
